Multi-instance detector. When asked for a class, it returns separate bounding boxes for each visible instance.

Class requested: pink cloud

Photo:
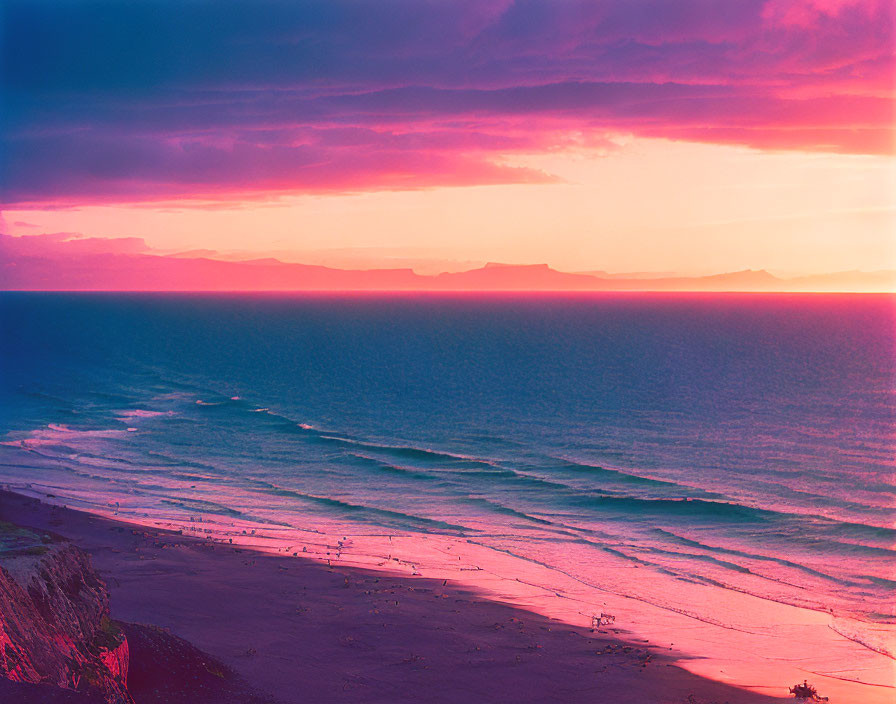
[762,0,868,28]
[2,0,893,206]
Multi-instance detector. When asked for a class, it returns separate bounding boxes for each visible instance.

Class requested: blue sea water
[1,292,894,634]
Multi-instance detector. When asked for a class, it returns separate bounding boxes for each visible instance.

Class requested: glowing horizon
[1,1,894,282]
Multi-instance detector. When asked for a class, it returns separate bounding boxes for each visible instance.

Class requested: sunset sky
[2,0,894,277]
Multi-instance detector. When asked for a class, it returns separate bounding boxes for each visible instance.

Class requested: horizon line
[3,289,893,295]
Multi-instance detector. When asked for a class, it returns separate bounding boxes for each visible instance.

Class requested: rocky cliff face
[0,523,131,704]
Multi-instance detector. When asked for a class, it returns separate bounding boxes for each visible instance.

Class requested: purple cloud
[1,0,892,205]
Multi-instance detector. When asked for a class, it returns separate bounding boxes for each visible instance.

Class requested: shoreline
[0,487,788,704]
[2,486,892,702]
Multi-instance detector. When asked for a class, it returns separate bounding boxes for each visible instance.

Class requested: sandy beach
[0,487,807,703]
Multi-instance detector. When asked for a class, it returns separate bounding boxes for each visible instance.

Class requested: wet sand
[0,489,795,703]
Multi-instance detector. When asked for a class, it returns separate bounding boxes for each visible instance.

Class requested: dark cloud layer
[2,0,893,205]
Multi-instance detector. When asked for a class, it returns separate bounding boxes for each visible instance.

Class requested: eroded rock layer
[0,523,131,704]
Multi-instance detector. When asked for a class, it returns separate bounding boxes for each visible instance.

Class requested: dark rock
[122,623,276,704]
[0,530,131,703]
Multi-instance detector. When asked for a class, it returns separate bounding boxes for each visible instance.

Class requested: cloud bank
[2,0,893,205]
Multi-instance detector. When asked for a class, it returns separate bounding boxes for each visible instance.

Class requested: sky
[1,0,895,277]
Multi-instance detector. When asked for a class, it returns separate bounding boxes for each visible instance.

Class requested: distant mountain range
[1,235,893,292]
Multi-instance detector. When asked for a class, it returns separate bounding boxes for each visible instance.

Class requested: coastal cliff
[0,522,131,703]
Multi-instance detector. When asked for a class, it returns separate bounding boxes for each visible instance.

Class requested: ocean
[1,292,893,654]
